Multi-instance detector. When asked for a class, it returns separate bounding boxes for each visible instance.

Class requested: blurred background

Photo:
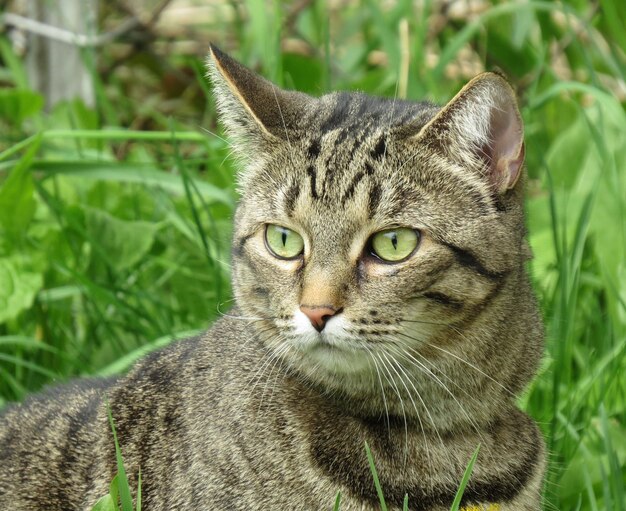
[0,1,624,509]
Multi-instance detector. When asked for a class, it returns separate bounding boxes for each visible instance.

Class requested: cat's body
[0,46,545,510]
[1,318,544,511]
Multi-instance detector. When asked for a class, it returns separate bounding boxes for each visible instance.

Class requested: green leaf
[600,405,626,511]
[0,36,29,89]
[282,53,323,93]
[91,494,118,511]
[544,110,592,190]
[87,476,125,511]
[0,89,44,125]
[0,258,43,323]
[85,208,159,271]
[109,475,120,510]
[432,2,567,81]
[0,134,41,240]
[48,99,99,131]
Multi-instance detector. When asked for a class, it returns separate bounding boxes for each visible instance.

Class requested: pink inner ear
[489,99,525,191]
[499,141,525,190]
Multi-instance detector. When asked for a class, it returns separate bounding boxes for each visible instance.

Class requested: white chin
[290,309,371,374]
[306,342,372,374]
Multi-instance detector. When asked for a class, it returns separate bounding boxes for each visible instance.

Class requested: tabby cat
[0,45,545,510]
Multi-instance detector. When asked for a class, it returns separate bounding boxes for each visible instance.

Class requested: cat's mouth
[290,309,359,351]
[291,329,358,352]
[286,313,374,374]
[313,332,357,351]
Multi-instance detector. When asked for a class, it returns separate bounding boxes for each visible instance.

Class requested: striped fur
[0,46,545,510]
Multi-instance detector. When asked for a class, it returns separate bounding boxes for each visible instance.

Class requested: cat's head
[207,46,542,424]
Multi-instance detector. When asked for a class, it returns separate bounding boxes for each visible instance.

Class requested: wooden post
[25,0,98,108]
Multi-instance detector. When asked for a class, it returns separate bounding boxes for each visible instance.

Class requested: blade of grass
[449,444,481,511]
[28,160,233,206]
[96,330,201,376]
[106,405,134,511]
[171,124,223,301]
[90,493,118,511]
[0,336,62,354]
[0,134,39,162]
[40,129,209,143]
[364,441,388,511]
[332,491,341,511]
[0,366,27,400]
[136,470,141,511]
[600,404,625,511]
[0,353,58,379]
[528,82,625,115]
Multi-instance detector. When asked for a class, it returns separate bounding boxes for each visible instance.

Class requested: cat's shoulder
[0,375,117,421]
[1,311,256,426]
[117,310,260,388]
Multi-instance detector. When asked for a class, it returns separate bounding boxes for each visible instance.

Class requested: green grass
[1,1,625,509]
[90,406,141,511]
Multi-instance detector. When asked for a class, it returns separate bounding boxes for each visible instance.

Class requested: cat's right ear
[207,45,312,152]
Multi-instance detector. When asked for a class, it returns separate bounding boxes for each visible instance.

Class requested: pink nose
[299,305,341,332]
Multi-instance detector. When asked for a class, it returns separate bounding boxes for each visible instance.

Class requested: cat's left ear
[207,45,313,151]
[416,73,525,193]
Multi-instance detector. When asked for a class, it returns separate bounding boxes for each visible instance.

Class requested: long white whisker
[272,85,295,159]
[362,344,391,437]
[386,342,485,443]
[376,350,410,465]
[396,150,421,173]
[241,337,290,400]
[258,343,289,413]
[398,331,515,397]
[397,340,482,403]
[237,323,281,351]
[220,148,237,167]
[219,313,267,321]
[199,126,231,145]
[378,344,448,462]
[378,345,434,472]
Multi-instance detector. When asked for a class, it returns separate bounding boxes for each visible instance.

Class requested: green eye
[370,228,419,262]
[265,224,304,259]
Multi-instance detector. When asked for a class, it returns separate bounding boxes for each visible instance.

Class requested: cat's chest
[280,390,541,511]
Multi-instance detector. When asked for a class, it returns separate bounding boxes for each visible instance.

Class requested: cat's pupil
[281,230,287,247]
[391,233,398,250]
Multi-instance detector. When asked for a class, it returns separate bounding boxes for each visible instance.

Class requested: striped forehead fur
[208,70,503,221]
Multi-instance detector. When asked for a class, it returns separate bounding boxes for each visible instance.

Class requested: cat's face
[231,127,504,375]
[208,46,540,416]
